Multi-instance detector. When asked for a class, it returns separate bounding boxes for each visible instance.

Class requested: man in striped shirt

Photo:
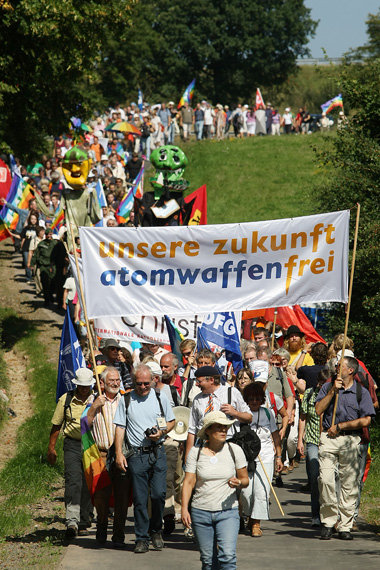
[87,366,131,547]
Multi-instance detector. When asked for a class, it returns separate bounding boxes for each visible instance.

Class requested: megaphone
[171,406,190,441]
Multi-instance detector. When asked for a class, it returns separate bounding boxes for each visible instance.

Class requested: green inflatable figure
[138,145,190,226]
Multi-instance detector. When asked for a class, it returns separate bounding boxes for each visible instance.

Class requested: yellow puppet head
[62,146,92,189]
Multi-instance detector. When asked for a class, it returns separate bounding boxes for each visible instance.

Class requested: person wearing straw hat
[47,367,94,539]
[182,411,249,569]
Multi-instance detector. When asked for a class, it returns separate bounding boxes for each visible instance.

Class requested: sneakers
[338,531,353,541]
[65,525,78,539]
[134,540,149,554]
[320,526,334,540]
[151,531,164,550]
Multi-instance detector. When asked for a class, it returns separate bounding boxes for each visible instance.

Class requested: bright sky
[305,0,379,59]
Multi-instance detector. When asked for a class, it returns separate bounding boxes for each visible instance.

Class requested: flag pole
[67,220,112,446]
[332,203,360,425]
[271,309,278,352]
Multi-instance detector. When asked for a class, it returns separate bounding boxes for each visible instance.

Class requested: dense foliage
[0,0,133,159]
[98,0,317,105]
[312,56,380,380]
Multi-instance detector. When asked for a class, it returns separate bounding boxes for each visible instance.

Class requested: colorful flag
[183,185,207,225]
[178,79,196,109]
[0,220,11,243]
[95,179,107,227]
[164,315,185,362]
[0,175,34,230]
[138,88,144,111]
[56,308,86,401]
[50,208,65,235]
[256,88,265,109]
[321,94,343,114]
[81,406,113,503]
[115,164,144,224]
[198,313,243,373]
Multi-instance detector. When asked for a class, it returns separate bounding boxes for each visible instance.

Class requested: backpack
[62,389,75,430]
[170,385,180,407]
[269,391,278,417]
[227,387,261,472]
[183,378,194,408]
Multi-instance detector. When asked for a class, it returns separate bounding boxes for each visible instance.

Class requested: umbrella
[80,123,93,133]
[105,122,141,136]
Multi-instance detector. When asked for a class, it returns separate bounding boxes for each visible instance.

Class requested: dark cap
[45,228,53,235]
[284,325,305,339]
[103,338,120,350]
[195,366,220,378]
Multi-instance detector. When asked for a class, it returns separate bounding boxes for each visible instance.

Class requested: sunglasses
[136,382,151,387]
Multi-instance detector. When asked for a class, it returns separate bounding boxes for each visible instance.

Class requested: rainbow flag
[81,406,112,503]
[115,164,144,224]
[164,315,185,362]
[50,208,65,235]
[0,174,34,230]
[178,79,196,109]
[321,94,343,114]
[0,220,11,243]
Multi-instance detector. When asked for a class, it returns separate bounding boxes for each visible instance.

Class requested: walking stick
[331,204,360,425]
[67,220,112,446]
[258,454,285,517]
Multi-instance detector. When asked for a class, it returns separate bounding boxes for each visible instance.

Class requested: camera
[145,426,158,437]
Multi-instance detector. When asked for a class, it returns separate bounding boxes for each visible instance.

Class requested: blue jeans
[191,507,239,570]
[306,442,320,519]
[128,446,167,541]
[195,120,204,140]
[140,136,151,159]
[22,250,32,280]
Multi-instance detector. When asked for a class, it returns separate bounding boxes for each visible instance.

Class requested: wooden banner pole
[332,203,361,425]
[67,221,112,446]
[271,309,278,352]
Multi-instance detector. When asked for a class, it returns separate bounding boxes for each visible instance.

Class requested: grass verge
[361,415,380,531]
[0,307,64,561]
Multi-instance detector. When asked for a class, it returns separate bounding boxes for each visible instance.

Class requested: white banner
[94,314,205,344]
[79,211,349,319]
[93,312,241,346]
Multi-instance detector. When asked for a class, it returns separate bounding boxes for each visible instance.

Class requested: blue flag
[198,313,243,374]
[197,326,225,381]
[164,315,184,362]
[56,309,86,401]
[95,179,107,227]
[138,88,143,111]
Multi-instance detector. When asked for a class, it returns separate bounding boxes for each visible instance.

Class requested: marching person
[86,366,131,547]
[47,368,94,539]
[182,411,249,569]
[113,364,175,553]
[315,355,375,540]
[185,366,252,461]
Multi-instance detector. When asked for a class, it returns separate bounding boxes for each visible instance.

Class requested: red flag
[184,185,207,225]
[0,159,11,199]
[242,305,325,344]
[255,88,265,109]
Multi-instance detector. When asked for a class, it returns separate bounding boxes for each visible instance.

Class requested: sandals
[250,519,263,538]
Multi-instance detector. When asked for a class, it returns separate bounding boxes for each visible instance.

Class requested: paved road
[60,460,380,569]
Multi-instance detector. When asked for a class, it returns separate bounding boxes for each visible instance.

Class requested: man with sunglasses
[114,364,175,554]
[102,338,133,390]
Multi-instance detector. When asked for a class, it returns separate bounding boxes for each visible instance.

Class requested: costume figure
[137,145,191,227]
[35,146,101,250]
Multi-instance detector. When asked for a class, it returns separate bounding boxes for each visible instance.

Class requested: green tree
[98,0,317,105]
[346,9,380,60]
[0,0,133,159]
[312,57,380,379]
